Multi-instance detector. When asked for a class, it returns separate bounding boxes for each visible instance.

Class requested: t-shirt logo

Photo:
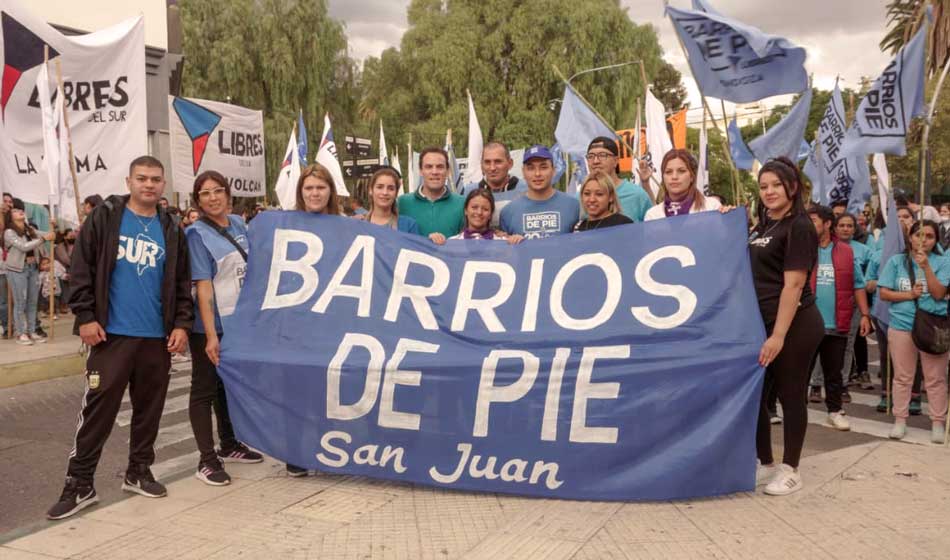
[522,211,561,239]
[116,233,165,276]
[817,263,835,286]
[748,235,772,247]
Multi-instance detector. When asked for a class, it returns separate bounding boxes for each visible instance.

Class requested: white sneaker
[756,462,778,487]
[764,464,802,496]
[16,334,33,346]
[931,423,945,444]
[30,332,48,344]
[889,422,907,440]
[826,411,851,431]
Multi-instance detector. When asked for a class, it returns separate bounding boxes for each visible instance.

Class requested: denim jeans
[7,264,39,336]
[0,274,7,332]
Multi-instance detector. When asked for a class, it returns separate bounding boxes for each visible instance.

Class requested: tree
[653,61,688,112]
[178,0,361,201]
[360,0,673,159]
[881,0,950,74]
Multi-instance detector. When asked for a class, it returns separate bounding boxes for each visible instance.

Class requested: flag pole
[662,3,744,204]
[44,46,56,341]
[53,59,83,223]
[920,55,950,218]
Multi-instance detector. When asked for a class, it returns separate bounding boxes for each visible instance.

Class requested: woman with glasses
[355,167,420,234]
[638,149,721,220]
[584,137,653,221]
[186,170,263,487]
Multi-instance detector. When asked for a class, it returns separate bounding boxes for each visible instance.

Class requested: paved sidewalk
[2,441,949,559]
[0,316,84,388]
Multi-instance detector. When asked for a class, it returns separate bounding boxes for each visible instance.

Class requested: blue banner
[666,2,808,103]
[218,210,766,501]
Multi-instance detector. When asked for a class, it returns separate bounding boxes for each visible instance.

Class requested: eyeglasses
[197,188,227,199]
[585,152,615,162]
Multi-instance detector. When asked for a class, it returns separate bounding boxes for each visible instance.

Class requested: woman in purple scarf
[642,149,721,221]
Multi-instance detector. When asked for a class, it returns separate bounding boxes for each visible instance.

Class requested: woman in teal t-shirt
[878,220,950,443]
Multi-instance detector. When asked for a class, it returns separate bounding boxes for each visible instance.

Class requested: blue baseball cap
[523,144,553,163]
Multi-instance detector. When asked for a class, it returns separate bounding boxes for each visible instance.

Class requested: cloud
[330,0,896,115]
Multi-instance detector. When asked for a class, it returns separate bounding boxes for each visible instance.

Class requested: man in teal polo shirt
[397,147,464,238]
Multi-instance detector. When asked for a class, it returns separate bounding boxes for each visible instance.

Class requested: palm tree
[881,0,950,75]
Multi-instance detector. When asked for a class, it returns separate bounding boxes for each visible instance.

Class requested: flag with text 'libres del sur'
[839,9,930,158]
[218,209,765,501]
[666,0,808,103]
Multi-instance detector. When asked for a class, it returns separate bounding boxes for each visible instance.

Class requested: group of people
[35,134,949,521]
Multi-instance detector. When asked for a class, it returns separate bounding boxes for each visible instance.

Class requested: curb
[0,353,84,389]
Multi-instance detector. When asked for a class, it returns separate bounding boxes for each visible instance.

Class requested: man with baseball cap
[499,145,579,239]
[585,136,653,221]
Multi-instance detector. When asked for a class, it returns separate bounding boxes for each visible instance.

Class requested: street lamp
[567,60,646,86]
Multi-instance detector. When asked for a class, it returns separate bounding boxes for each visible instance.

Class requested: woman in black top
[574,171,634,232]
[748,157,823,496]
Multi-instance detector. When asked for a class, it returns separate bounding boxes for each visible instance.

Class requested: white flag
[644,88,672,199]
[391,147,402,177]
[315,113,350,197]
[465,91,484,184]
[873,153,889,225]
[379,120,389,166]
[697,118,709,196]
[37,64,77,224]
[274,129,300,210]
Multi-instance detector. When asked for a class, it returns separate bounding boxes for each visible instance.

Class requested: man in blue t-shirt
[806,206,872,433]
[499,145,580,239]
[48,156,194,521]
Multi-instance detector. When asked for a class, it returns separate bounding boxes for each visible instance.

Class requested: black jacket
[68,195,193,336]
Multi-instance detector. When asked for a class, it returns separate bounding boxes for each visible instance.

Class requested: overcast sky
[327,0,894,120]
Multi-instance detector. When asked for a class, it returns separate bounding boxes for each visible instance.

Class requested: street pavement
[1,336,949,558]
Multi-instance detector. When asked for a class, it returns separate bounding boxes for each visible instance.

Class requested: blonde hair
[580,171,622,216]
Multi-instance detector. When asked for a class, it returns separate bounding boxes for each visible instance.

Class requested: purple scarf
[664,193,694,217]
[462,228,495,240]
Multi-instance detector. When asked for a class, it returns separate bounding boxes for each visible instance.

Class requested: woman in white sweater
[3,198,54,345]
[639,149,721,221]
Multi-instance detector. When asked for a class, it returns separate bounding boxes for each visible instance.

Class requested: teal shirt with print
[878,252,950,331]
[815,244,867,330]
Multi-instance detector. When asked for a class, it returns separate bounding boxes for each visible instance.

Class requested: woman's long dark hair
[908,219,943,255]
[755,157,808,228]
[3,200,36,240]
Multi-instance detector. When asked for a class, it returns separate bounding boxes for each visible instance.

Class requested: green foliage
[360,0,674,156]
[653,60,688,112]
[178,0,361,200]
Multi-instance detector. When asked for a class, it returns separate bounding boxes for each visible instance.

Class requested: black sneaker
[877,396,889,413]
[808,386,822,403]
[122,465,167,498]
[196,460,231,486]
[841,390,852,404]
[910,397,923,416]
[217,443,264,464]
[769,410,782,425]
[46,477,99,520]
[286,464,308,477]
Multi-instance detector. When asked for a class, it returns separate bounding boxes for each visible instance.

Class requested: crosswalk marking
[116,393,190,427]
[150,421,196,450]
[806,408,938,445]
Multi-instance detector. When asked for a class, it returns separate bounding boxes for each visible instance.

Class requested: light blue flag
[804,141,827,204]
[567,153,588,195]
[555,84,618,157]
[728,118,755,170]
[839,10,929,158]
[749,89,813,163]
[666,2,808,103]
[297,110,308,165]
[797,140,810,161]
[872,187,904,326]
[551,142,567,186]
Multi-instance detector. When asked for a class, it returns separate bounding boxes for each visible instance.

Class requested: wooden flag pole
[719,100,742,205]
[53,59,83,223]
[43,46,56,341]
